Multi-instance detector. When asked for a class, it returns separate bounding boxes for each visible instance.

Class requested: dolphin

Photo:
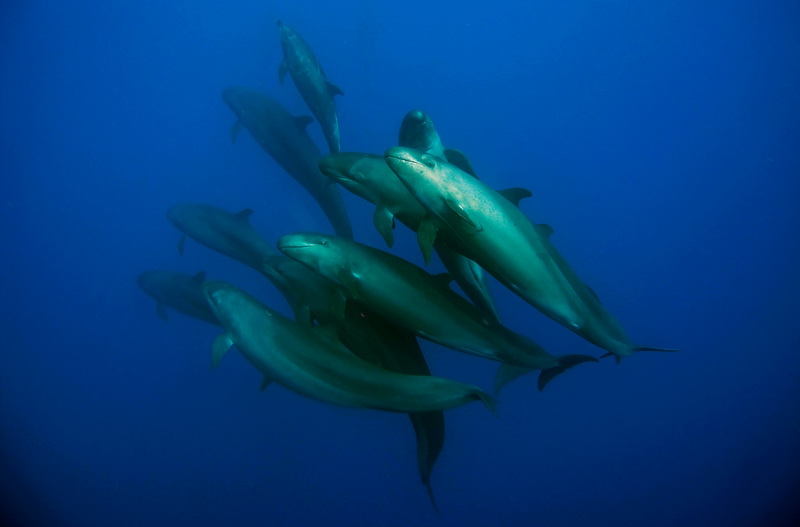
[384,147,677,361]
[319,152,500,324]
[167,204,277,268]
[222,86,352,238]
[278,233,596,389]
[203,280,497,414]
[277,20,343,154]
[137,270,220,326]
[338,301,445,511]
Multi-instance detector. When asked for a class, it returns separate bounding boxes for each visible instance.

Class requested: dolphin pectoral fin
[278,61,288,85]
[372,206,396,247]
[294,115,314,131]
[534,223,554,239]
[156,302,169,322]
[211,333,234,369]
[443,148,477,178]
[260,376,272,392]
[424,479,440,514]
[476,391,499,416]
[498,187,533,207]
[338,271,361,299]
[230,120,244,143]
[417,218,438,265]
[493,364,534,395]
[445,199,482,232]
[177,234,187,256]
[326,80,344,96]
[538,354,599,391]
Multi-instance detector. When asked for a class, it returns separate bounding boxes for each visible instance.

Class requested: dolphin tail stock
[537,354,599,391]
[493,364,534,395]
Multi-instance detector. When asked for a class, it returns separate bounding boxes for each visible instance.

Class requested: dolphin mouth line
[280,244,316,249]
[385,154,423,167]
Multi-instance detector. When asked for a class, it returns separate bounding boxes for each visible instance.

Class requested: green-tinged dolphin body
[221,86,352,238]
[278,233,595,389]
[137,270,219,326]
[384,147,676,361]
[277,20,343,154]
[319,152,499,324]
[203,281,497,414]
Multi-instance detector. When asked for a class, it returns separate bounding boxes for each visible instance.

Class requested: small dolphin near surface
[137,270,219,326]
[278,233,596,390]
[222,86,352,238]
[384,147,677,362]
[277,20,343,154]
[203,280,497,414]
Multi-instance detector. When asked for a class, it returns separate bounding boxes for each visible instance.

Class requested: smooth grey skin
[319,152,500,324]
[384,147,676,361]
[222,86,352,238]
[278,233,595,390]
[137,270,219,326]
[203,281,497,414]
[277,20,342,154]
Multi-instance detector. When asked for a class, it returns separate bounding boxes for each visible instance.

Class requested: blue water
[2,1,799,525]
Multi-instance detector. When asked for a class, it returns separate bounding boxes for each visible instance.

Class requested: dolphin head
[319,153,367,186]
[384,146,453,215]
[221,86,257,116]
[276,19,298,43]
[398,110,442,155]
[202,281,244,325]
[167,203,212,231]
[277,232,347,283]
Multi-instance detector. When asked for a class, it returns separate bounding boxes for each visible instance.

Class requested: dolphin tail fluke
[493,364,534,395]
[424,479,440,514]
[538,354,599,391]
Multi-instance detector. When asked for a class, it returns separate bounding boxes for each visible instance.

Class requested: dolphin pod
[137,17,676,513]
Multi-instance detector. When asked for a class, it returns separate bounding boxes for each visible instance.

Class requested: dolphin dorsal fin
[192,271,207,283]
[326,80,344,97]
[498,187,532,207]
[235,208,255,223]
[444,148,478,178]
[294,115,314,131]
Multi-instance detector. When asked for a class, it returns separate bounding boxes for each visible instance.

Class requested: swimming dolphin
[319,152,500,324]
[137,270,219,326]
[277,20,343,154]
[203,280,497,414]
[222,86,352,238]
[384,147,677,361]
[278,233,596,389]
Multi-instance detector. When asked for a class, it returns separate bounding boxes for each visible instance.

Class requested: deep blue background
[2,1,799,525]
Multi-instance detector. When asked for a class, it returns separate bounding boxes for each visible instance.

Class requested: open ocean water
[2,1,799,525]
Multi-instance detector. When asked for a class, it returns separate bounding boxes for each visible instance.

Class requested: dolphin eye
[420,155,436,169]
